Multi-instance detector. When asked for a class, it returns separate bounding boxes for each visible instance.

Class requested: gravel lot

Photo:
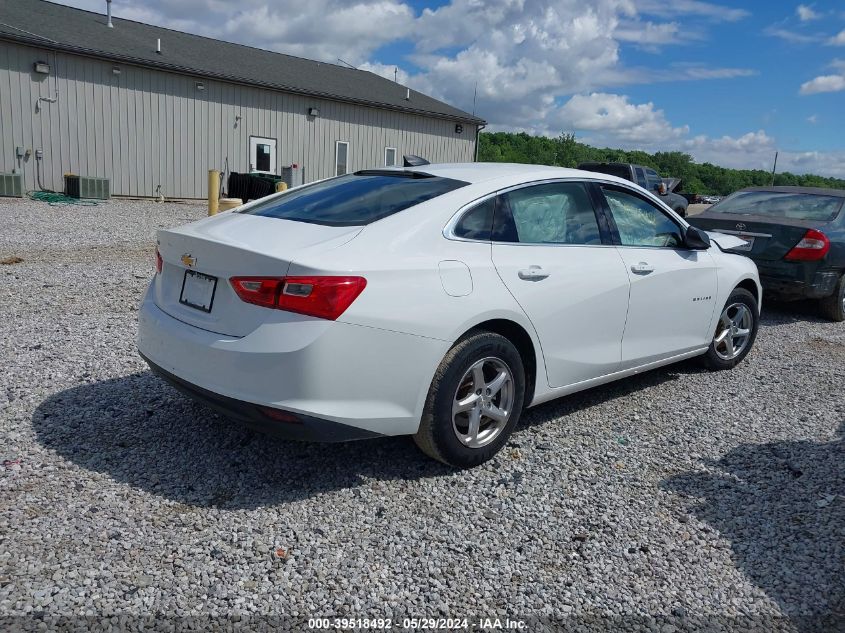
[1,197,843,631]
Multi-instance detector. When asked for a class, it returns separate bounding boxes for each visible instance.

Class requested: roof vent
[405,88,410,101]
[156,38,161,54]
[106,0,113,28]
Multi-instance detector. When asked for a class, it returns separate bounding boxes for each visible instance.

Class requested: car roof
[737,186,845,198]
[402,162,635,188]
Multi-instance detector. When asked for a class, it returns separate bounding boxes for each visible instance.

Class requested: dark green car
[690,186,845,321]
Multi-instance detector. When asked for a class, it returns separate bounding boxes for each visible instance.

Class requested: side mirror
[656,183,667,195]
[684,226,711,250]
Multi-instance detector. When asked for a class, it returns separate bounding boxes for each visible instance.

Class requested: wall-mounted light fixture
[33,61,50,75]
[112,67,121,75]
[308,107,320,117]
[196,82,205,91]
[455,123,464,134]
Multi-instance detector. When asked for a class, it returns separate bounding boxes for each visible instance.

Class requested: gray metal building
[0,0,484,198]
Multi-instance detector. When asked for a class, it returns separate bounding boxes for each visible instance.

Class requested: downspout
[474,123,487,162]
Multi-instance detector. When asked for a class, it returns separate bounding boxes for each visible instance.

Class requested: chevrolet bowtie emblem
[735,223,747,231]
[181,253,196,267]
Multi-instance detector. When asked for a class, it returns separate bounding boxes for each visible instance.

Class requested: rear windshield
[710,191,844,222]
[240,172,468,226]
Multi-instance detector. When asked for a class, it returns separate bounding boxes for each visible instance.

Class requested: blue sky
[56,0,845,176]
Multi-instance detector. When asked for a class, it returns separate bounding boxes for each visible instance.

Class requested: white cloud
[796,4,820,21]
[800,73,845,94]
[764,26,819,44]
[681,131,845,179]
[62,0,415,65]
[829,29,845,46]
[807,114,819,124]
[633,0,749,22]
[552,93,689,143]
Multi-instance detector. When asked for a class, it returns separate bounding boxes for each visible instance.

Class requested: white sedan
[138,163,761,467]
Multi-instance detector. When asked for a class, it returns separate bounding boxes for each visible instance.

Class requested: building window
[335,141,349,176]
[385,147,397,167]
[249,136,276,174]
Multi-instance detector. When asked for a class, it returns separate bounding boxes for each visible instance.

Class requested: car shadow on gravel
[762,299,831,324]
[33,361,700,509]
[517,357,704,430]
[32,371,455,509]
[662,424,845,632]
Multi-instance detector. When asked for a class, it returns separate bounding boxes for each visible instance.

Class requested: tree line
[478,132,845,196]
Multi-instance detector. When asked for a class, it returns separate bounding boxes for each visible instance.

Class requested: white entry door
[597,184,718,367]
[490,181,631,389]
[249,136,277,174]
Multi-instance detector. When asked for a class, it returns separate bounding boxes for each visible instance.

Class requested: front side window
[336,141,349,176]
[385,147,397,167]
[602,186,683,248]
[242,172,468,226]
[494,182,602,245]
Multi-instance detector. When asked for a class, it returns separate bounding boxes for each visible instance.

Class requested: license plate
[733,236,755,252]
[179,270,218,312]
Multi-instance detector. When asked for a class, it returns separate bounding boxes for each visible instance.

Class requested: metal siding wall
[0,40,477,197]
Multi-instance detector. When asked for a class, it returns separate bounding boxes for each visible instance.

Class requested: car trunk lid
[155,213,362,336]
[690,212,827,261]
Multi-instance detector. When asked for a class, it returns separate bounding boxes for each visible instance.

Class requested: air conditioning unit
[0,172,24,197]
[65,175,110,199]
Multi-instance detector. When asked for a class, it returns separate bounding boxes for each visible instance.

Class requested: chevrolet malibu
[138,163,761,467]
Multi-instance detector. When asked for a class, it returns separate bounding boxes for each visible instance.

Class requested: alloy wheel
[713,302,753,361]
[451,357,515,449]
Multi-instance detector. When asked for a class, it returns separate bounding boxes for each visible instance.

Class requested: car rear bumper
[756,263,840,301]
[140,352,381,442]
[137,283,448,438]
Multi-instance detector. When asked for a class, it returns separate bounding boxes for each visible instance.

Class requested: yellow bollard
[276,181,288,193]
[208,169,220,216]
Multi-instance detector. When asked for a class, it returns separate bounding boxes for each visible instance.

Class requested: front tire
[818,274,845,322]
[414,331,525,468]
[701,288,759,370]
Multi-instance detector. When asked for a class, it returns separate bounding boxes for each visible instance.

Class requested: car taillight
[155,248,163,274]
[784,229,830,261]
[229,275,367,320]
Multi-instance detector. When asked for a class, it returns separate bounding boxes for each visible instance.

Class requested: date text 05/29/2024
[307,617,527,630]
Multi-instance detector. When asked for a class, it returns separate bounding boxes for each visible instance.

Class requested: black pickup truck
[577,162,689,218]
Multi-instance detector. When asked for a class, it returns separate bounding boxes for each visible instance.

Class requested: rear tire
[414,331,525,468]
[701,288,759,371]
[818,274,845,322]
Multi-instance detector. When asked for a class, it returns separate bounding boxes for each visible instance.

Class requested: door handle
[630,262,654,275]
[518,265,550,281]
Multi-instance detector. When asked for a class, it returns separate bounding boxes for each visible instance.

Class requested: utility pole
[472,81,478,116]
[770,151,779,186]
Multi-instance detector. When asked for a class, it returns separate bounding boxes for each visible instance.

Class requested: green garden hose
[27,191,101,206]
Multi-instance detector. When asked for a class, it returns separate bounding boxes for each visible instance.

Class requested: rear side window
[454,198,495,240]
[494,182,602,245]
[242,173,468,226]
